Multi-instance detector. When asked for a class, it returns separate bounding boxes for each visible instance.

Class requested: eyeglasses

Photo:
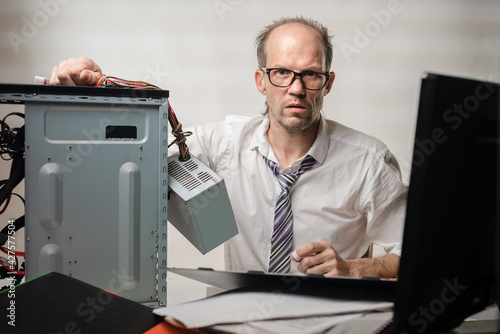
[262,68,330,91]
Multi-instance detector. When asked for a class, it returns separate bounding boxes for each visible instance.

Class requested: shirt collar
[250,115,330,167]
[250,116,271,156]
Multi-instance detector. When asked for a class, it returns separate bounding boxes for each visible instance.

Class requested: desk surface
[2,275,499,333]
[165,275,500,334]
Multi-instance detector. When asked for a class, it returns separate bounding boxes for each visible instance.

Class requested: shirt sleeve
[168,119,231,173]
[360,150,408,257]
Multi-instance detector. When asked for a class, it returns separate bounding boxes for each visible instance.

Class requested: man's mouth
[285,103,307,112]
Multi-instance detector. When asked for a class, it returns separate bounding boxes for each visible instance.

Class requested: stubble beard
[266,98,322,133]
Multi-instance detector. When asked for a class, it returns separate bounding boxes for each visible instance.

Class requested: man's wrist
[346,258,377,277]
[346,254,399,278]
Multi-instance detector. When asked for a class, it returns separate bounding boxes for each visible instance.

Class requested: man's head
[254,17,335,133]
[255,17,333,72]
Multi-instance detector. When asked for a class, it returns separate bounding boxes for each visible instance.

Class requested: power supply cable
[95,74,192,161]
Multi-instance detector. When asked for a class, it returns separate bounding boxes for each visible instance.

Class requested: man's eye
[276,69,290,76]
[303,71,317,77]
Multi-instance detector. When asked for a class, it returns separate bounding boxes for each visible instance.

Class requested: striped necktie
[263,155,317,273]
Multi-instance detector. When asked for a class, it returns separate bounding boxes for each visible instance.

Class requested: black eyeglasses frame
[262,68,331,91]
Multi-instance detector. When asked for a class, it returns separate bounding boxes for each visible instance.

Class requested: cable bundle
[0,112,25,212]
[96,75,163,90]
[0,113,25,281]
[0,112,24,161]
[166,103,192,161]
[95,74,192,161]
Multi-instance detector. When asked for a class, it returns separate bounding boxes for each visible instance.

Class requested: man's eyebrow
[302,66,326,72]
[272,65,324,72]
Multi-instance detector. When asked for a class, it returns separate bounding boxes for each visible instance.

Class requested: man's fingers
[82,56,101,72]
[50,61,79,86]
[48,57,102,86]
[294,242,342,275]
[50,63,63,85]
[80,70,100,86]
[291,250,302,262]
[294,241,329,260]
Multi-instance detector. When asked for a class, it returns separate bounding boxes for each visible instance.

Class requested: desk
[1,274,499,334]
[165,275,499,334]
[448,307,500,334]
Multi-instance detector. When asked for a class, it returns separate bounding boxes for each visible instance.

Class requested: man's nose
[288,75,306,95]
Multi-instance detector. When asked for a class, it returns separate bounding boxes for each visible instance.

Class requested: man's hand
[49,56,102,86]
[291,241,399,278]
[292,241,351,276]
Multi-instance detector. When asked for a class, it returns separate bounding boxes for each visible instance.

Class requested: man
[49,17,407,278]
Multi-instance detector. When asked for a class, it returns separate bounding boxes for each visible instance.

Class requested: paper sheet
[207,312,394,334]
[249,313,363,334]
[153,290,393,329]
[325,311,393,334]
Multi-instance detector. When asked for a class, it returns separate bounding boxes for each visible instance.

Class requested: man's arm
[344,253,399,278]
[292,241,399,278]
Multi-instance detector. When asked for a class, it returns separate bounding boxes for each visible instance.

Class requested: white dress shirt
[183,114,408,274]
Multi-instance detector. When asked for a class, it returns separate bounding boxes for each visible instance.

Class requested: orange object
[143,321,199,334]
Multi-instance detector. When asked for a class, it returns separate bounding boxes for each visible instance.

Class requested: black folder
[168,267,397,301]
[0,271,162,334]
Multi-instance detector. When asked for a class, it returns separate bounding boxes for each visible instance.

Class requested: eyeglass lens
[268,69,327,90]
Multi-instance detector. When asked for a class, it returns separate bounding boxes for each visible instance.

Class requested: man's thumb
[80,70,100,86]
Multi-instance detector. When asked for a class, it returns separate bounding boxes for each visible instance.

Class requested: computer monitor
[393,73,499,333]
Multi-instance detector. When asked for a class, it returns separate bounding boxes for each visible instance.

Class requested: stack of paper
[153,290,393,333]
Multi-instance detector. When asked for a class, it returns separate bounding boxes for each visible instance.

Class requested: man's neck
[267,117,320,170]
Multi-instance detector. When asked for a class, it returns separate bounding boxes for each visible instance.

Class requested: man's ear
[255,69,266,95]
[323,71,336,96]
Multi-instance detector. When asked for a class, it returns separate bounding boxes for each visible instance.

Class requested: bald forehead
[268,23,323,48]
[265,22,326,68]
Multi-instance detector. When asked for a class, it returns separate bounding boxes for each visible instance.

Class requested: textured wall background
[0,0,499,271]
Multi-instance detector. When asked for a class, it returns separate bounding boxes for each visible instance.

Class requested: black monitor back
[393,73,499,333]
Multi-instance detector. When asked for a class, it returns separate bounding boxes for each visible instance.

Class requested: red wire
[94,76,190,160]
[0,246,25,257]
[0,258,24,276]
